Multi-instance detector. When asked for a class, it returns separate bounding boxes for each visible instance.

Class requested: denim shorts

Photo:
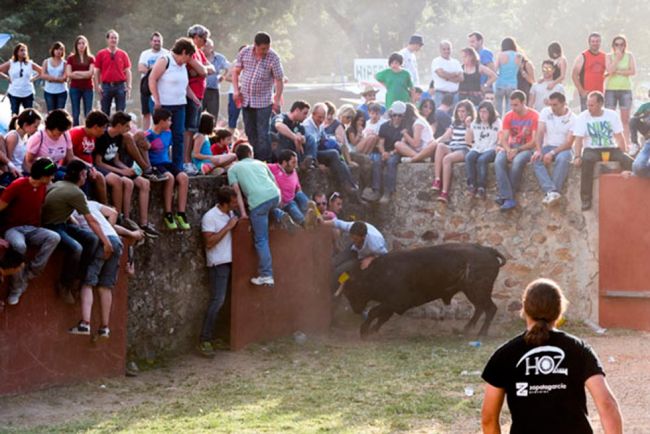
[140,92,151,115]
[185,98,202,132]
[85,235,123,288]
[605,89,633,110]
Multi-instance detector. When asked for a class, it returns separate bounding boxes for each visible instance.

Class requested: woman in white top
[4,108,43,179]
[465,101,501,199]
[41,41,68,112]
[395,103,434,159]
[149,37,200,172]
[0,43,42,115]
[432,100,476,204]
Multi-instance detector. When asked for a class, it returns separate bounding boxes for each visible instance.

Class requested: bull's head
[341,267,370,314]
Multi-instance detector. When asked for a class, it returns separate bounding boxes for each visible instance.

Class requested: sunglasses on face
[316,201,327,206]
[390,114,403,118]
[614,42,625,47]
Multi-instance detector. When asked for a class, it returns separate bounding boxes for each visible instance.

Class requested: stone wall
[127,162,604,358]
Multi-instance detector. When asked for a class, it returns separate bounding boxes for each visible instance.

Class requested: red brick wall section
[0,250,128,396]
[599,174,650,331]
[230,223,333,350]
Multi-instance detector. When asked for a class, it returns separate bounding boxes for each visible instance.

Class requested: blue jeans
[46,223,99,287]
[305,132,356,188]
[242,105,273,162]
[200,263,231,342]
[494,86,516,116]
[495,149,533,200]
[185,98,202,132]
[434,90,458,110]
[69,88,94,126]
[4,225,60,293]
[272,190,309,224]
[370,152,400,193]
[8,94,33,115]
[161,104,186,172]
[228,93,241,129]
[533,146,572,193]
[44,91,68,112]
[100,82,126,115]
[632,141,650,177]
[250,195,281,277]
[465,149,496,188]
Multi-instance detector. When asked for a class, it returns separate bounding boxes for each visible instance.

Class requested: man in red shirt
[0,158,61,305]
[494,90,539,211]
[183,24,215,175]
[70,110,110,203]
[572,32,606,111]
[94,29,132,116]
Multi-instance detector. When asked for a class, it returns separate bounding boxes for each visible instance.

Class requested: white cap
[390,101,406,115]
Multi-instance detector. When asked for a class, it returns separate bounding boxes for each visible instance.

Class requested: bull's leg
[477,299,497,336]
[360,305,386,339]
[462,305,483,335]
[370,306,394,333]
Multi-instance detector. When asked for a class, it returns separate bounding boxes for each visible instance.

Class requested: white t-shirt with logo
[572,108,623,149]
[470,119,501,153]
[529,81,565,112]
[399,47,419,86]
[430,56,462,93]
[540,107,576,148]
[138,48,170,77]
[201,206,233,267]
[363,118,387,137]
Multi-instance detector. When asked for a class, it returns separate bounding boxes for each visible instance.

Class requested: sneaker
[400,157,412,163]
[69,321,90,335]
[183,162,199,176]
[250,275,275,287]
[6,290,23,306]
[494,197,505,206]
[500,199,517,212]
[431,179,442,192]
[197,341,216,358]
[140,222,161,238]
[361,187,375,202]
[150,167,168,182]
[164,214,178,230]
[628,142,639,156]
[378,193,391,205]
[581,199,592,211]
[97,326,110,339]
[476,187,486,200]
[280,213,300,234]
[543,191,562,207]
[466,185,476,197]
[175,214,191,231]
[122,217,140,231]
[437,192,449,203]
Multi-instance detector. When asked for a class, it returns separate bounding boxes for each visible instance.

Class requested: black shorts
[154,163,180,177]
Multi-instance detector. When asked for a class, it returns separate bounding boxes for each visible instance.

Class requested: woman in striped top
[432,100,476,203]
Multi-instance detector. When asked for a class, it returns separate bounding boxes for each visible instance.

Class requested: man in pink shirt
[94,29,132,115]
[269,149,316,227]
[183,24,216,175]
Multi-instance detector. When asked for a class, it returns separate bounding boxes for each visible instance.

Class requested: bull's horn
[334,282,346,297]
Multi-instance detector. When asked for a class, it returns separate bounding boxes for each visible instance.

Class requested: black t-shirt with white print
[93,131,124,167]
[482,329,604,434]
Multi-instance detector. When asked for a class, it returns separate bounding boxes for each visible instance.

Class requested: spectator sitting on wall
[42,160,114,304]
[375,52,414,112]
[143,108,191,231]
[312,192,335,221]
[0,243,26,310]
[357,85,385,120]
[346,109,377,156]
[68,200,124,339]
[0,157,61,306]
[228,143,299,287]
[394,102,434,162]
[625,112,650,178]
[93,111,159,237]
[269,149,318,228]
[192,112,236,175]
[269,100,310,163]
[208,128,237,172]
[2,109,42,186]
[23,109,75,174]
[629,92,650,149]
[197,186,239,358]
[465,100,500,200]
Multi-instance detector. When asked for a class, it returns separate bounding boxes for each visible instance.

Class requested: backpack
[140,56,170,98]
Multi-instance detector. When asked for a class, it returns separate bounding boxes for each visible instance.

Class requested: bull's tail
[485,246,507,267]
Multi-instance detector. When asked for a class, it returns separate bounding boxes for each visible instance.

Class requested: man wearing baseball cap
[357,85,386,120]
[399,34,424,86]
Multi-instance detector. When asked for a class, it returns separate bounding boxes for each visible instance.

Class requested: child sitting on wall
[192,114,236,175]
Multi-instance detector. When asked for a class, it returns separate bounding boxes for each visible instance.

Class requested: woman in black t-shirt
[481,278,622,434]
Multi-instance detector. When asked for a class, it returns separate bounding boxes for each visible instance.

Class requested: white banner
[353,58,387,83]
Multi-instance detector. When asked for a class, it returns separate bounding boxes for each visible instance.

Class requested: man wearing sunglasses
[95,29,132,116]
[0,158,61,306]
[529,60,565,113]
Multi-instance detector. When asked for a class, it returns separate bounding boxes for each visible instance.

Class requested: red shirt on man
[188,49,208,100]
[502,109,539,148]
[94,48,131,83]
[69,126,96,164]
[0,177,47,232]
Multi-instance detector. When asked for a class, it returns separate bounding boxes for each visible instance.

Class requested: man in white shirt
[572,91,632,210]
[198,186,239,358]
[138,32,168,130]
[531,92,575,206]
[430,40,463,109]
[528,60,565,113]
[398,34,423,87]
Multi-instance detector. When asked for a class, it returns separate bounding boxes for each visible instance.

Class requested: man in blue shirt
[202,38,230,120]
[468,31,495,86]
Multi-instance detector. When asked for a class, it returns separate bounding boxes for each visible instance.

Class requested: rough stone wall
[372,162,601,325]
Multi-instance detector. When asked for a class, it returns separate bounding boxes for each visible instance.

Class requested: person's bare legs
[183,131,193,164]
[394,141,417,158]
[122,177,135,219]
[124,132,150,170]
[434,144,450,182]
[134,176,150,225]
[98,287,112,328]
[91,170,108,204]
[442,151,466,193]
[411,141,438,162]
[357,135,379,154]
[163,172,174,213]
[80,285,93,323]
[176,172,189,212]
[106,173,124,213]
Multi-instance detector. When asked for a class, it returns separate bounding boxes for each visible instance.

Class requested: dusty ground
[1,317,649,433]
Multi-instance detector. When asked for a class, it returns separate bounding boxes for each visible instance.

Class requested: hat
[409,34,424,46]
[389,101,406,115]
[360,85,378,96]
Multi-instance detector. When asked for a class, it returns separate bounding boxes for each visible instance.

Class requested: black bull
[342,243,506,338]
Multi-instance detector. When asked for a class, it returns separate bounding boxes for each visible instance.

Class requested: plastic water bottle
[468,340,481,348]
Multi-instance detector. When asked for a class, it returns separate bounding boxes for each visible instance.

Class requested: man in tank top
[572,33,606,111]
